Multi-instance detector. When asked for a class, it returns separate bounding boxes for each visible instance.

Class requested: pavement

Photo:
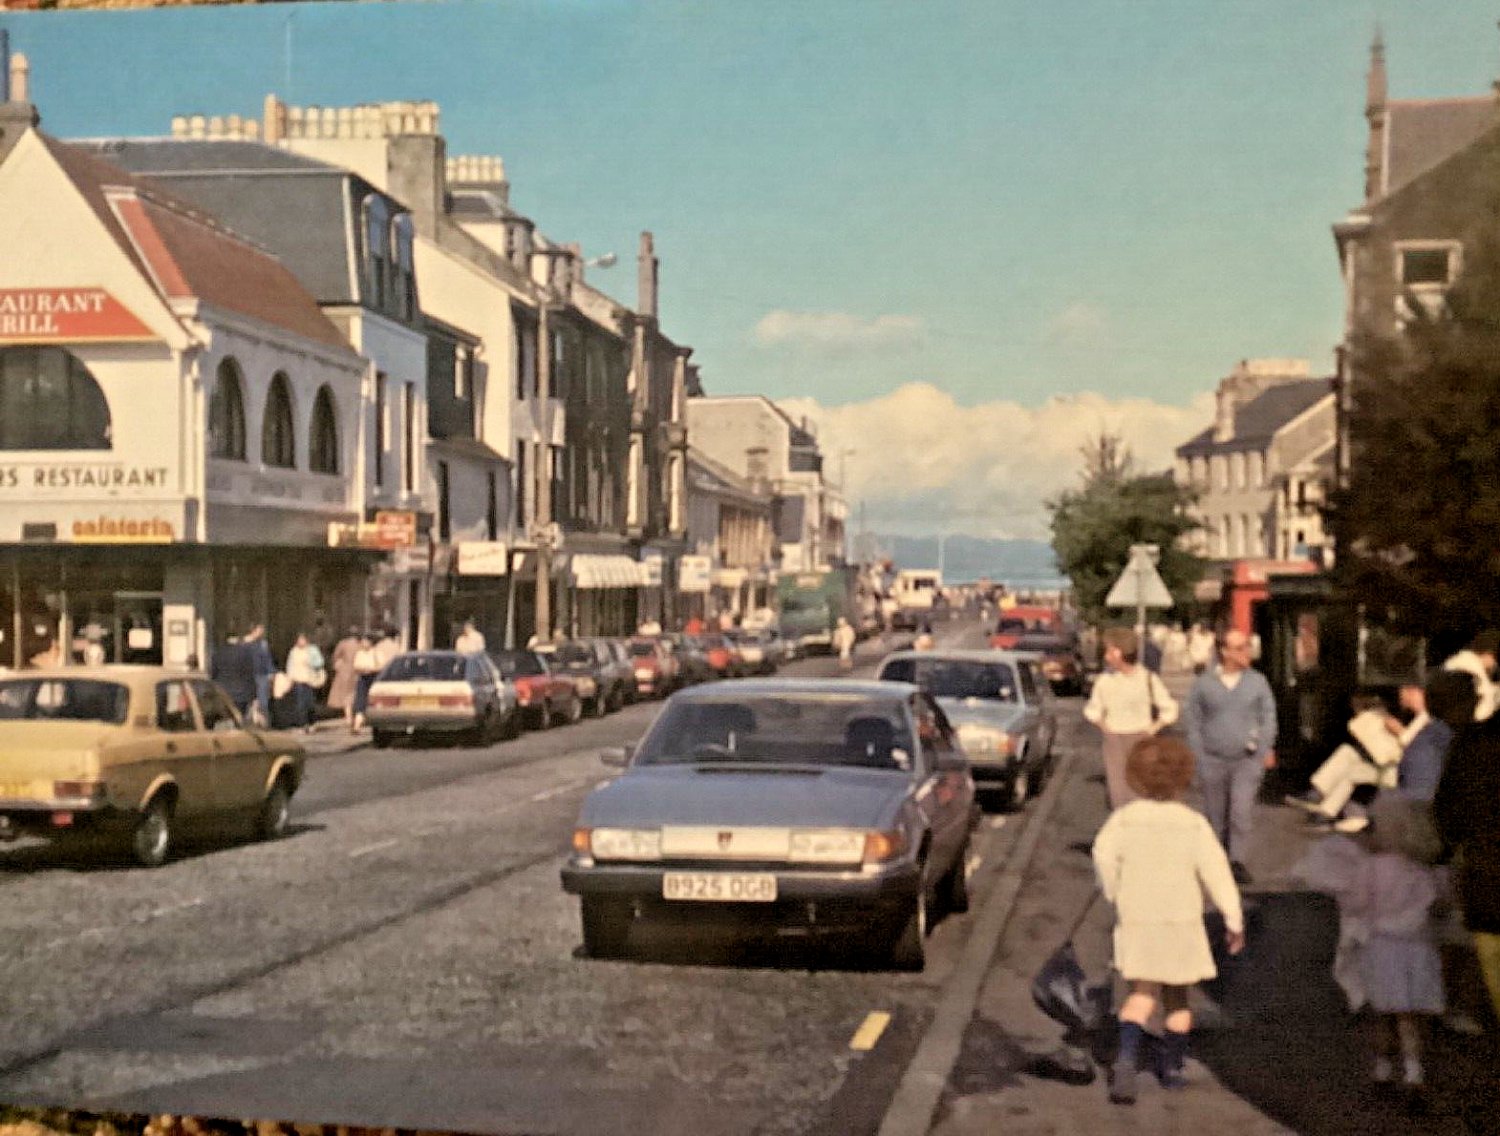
[883,661,1500,1136]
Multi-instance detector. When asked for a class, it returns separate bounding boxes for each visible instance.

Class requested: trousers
[1197,752,1263,864]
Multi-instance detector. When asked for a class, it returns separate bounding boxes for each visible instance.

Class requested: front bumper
[964,754,1022,784]
[561,858,921,910]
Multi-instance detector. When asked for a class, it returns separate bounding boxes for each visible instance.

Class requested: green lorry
[776,566,859,655]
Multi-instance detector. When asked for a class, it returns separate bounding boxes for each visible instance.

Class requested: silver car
[366,651,520,748]
[875,649,1058,810]
[560,679,978,970]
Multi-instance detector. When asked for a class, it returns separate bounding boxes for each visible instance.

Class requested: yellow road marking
[850,1010,892,1051]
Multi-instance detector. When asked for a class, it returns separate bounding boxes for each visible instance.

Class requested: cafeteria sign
[0,288,154,342]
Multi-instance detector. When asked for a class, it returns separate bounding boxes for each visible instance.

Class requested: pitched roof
[73,138,360,305]
[41,134,351,353]
[1176,378,1332,457]
[1384,97,1498,197]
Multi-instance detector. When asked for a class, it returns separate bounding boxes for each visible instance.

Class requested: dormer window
[362,195,391,311]
[392,212,416,321]
[1399,244,1457,287]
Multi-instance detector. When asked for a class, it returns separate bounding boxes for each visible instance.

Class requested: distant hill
[860,534,1066,590]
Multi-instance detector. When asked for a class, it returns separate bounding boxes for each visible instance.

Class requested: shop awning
[712,568,748,589]
[572,554,648,590]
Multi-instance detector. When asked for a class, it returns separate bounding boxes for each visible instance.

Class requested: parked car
[491,649,583,729]
[626,638,679,699]
[366,651,519,748]
[726,630,777,676]
[1011,632,1086,696]
[604,639,639,705]
[0,667,304,867]
[586,638,634,713]
[554,640,615,718]
[699,633,742,679]
[560,678,978,969]
[875,648,1057,810]
[663,634,714,687]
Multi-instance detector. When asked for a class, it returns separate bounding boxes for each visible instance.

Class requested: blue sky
[5,0,1500,536]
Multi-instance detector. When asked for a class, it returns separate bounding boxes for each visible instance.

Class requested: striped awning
[572,554,649,590]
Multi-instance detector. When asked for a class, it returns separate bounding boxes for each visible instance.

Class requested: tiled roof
[77,138,338,175]
[1384,97,1498,197]
[42,134,351,353]
[1176,378,1332,457]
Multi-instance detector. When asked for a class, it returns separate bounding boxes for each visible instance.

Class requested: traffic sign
[1105,544,1173,609]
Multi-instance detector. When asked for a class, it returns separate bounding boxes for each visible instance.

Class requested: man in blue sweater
[1184,628,1278,886]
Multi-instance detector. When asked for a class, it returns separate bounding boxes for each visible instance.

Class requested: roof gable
[40,134,350,353]
[1384,97,1498,198]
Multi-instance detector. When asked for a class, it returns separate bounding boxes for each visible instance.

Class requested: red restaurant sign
[0,288,154,342]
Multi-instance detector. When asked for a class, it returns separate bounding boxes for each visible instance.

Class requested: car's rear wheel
[256,776,292,841]
[581,896,633,958]
[131,795,174,868]
[372,729,395,749]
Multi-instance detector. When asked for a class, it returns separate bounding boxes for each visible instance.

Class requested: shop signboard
[0,287,154,342]
[457,542,509,576]
[679,555,711,593]
[373,510,418,548]
[640,550,664,587]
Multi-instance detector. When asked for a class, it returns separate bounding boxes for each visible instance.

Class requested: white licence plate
[662,872,778,903]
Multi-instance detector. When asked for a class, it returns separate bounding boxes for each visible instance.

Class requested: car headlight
[789,829,865,865]
[580,827,662,861]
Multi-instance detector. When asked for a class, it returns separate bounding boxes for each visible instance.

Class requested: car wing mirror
[601,744,634,768]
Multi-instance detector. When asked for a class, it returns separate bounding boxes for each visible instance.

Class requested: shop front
[569,553,647,638]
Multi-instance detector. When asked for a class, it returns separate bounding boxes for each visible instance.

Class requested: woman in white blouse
[1084,627,1179,809]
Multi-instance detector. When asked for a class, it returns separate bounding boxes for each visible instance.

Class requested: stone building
[683,446,774,623]
[0,65,372,669]
[1174,359,1334,563]
[1332,31,1500,483]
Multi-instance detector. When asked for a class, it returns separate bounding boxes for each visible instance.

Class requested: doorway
[113,591,163,665]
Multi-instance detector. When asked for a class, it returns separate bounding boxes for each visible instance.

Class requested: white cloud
[777,382,1214,540]
[753,310,926,355]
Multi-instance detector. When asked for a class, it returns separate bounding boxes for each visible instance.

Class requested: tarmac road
[0,618,1065,1136]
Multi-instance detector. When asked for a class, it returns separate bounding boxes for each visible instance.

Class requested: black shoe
[1108,1056,1137,1105]
[1231,862,1252,887]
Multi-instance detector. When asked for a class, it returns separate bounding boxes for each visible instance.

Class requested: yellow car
[0,666,305,867]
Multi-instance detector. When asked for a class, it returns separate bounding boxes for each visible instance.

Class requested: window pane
[1401,248,1451,286]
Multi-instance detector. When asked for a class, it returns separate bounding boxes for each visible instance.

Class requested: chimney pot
[10,52,29,104]
[171,115,188,138]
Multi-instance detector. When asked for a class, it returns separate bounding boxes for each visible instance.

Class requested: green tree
[1331,210,1500,642]
[1049,434,1204,625]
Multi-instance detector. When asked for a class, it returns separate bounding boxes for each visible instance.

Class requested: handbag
[1030,889,1107,1037]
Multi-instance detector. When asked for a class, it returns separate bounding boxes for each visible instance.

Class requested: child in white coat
[1093,734,1245,1104]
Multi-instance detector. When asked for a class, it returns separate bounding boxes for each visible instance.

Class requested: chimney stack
[0,51,40,167]
[638,231,658,320]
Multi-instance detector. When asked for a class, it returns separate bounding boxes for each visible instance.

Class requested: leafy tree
[1049,434,1204,625]
[1330,210,1500,643]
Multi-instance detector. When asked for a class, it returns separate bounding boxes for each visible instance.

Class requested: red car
[699,634,739,679]
[626,639,679,698]
[990,606,1063,649]
[491,649,582,728]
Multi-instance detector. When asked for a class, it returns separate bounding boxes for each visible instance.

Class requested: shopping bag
[1030,890,1106,1035]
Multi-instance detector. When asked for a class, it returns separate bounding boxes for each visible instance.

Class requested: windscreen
[634,695,915,771]
[1014,635,1071,653]
[880,658,1017,702]
[557,644,594,666]
[493,651,545,677]
[628,642,657,658]
[0,679,131,724]
[380,655,467,682]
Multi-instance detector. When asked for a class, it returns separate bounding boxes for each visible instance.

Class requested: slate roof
[74,138,363,305]
[43,134,352,353]
[1383,97,1499,198]
[1176,378,1332,458]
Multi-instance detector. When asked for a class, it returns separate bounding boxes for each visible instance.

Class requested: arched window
[309,385,339,474]
[262,372,296,468]
[208,358,246,460]
[0,346,111,450]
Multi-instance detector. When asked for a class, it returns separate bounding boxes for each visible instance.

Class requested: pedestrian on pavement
[1187,623,1215,676]
[210,631,257,719]
[245,624,276,727]
[833,616,857,671]
[1441,630,1498,722]
[454,619,487,655]
[351,632,381,731]
[327,625,361,727]
[1183,628,1278,885]
[1093,734,1244,1105]
[285,632,323,731]
[1298,794,1446,1105]
[1393,670,1476,804]
[1433,708,1500,1027]
[1084,627,1178,809]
